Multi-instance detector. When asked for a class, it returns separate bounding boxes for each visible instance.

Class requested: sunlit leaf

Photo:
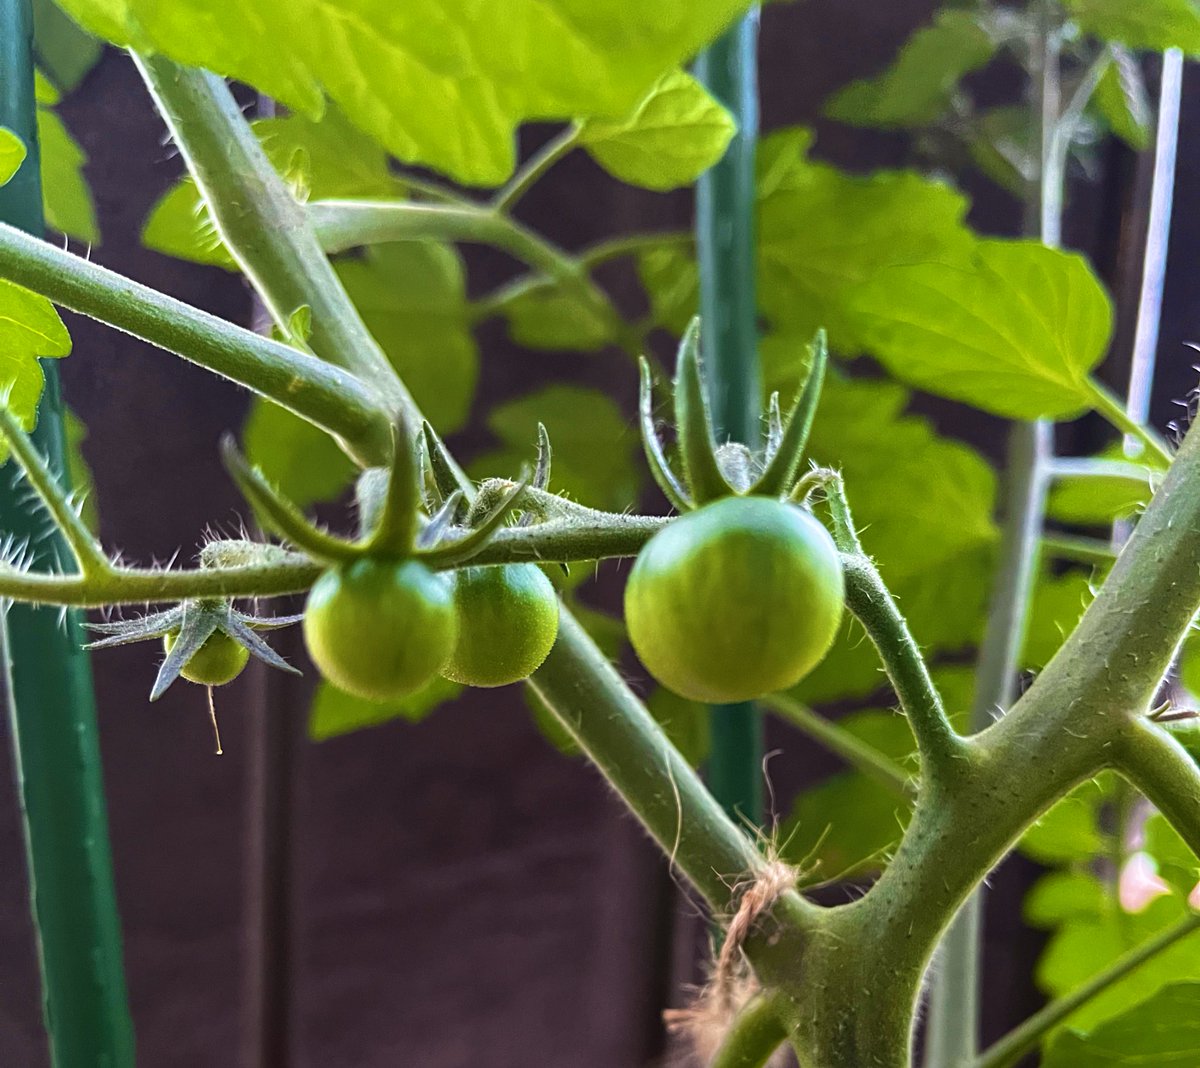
[0,280,72,447]
[337,243,477,433]
[1044,982,1200,1066]
[242,400,356,510]
[850,240,1113,419]
[37,106,98,243]
[1066,0,1200,53]
[55,0,754,185]
[0,128,25,187]
[578,69,735,190]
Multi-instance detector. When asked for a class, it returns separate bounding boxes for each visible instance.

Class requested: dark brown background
[0,2,1195,1065]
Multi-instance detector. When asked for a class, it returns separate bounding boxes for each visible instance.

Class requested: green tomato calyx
[639,317,829,510]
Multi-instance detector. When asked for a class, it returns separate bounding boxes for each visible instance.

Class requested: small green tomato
[624,496,844,703]
[163,629,250,687]
[303,558,457,701]
[442,564,559,688]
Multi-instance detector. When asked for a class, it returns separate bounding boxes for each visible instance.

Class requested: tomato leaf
[55,0,755,185]
[758,135,974,349]
[32,0,103,93]
[474,384,639,511]
[0,279,72,447]
[1065,0,1200,53]
[1044,982,1200,1066]
[0,128,26,187]
[242,401,356,510]
[1048,449,1154,524]
[336,243,477,434]
[37,101,98,243]
[308,677,462,741]
[577,69,735,191]
[501,284,615,352]
[850,240,1113,420]
[824,10,997,129]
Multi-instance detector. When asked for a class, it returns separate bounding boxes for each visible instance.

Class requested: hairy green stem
[841,554,964,774]
[491,124,580,212]
[0,407,108,574]
[973,911,1200,1068]
[1042,533,1116,567]
[764,695,914,797]
[1088,381,1173,466]
[0,222,392,466]
[1114,718,1200,858]
[135,55,408,412]
[709,991,789,1068]
[308,198,630,348]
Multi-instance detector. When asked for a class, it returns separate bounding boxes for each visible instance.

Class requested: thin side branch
[1114,717,1200,860]
[0,222,392,467]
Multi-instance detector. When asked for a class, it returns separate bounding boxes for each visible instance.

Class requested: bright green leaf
[1044,982,1200,1066]
[308,676,461,740]
[1094,48,1152,151]
[337,243,477,433]
[242,401,356,510]
[502,284,614,352]
[1037,896,1200,1034]
[1066,0,1200,54]
[578,69,735,191]
[55,0,755,185]
[1025,871,1109,928]
[0,279,72,442]
[638,244,699,337]
[142,179,238,269]
[36,107,98,243]
[1024,569,1095,671]
[1048,448,1154,524]
[758,137,974,349]
[850,240,1114,419]
[781,708,916,879]
[0,128,26,187]
[824,10,996,129]
[474,384,639,510]
[33,70,60,107]
[62,406,99,533]
[1020,783,1108,865]
[1143,812,1200,899]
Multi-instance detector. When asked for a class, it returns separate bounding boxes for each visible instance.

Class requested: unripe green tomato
[303,559,457,701]
[443,564,559,688]
[163,629,250,687]
[624,496,844,703]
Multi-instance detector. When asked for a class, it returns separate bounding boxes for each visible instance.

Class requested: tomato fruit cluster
[164,629,250,687]
[302,558,560,700]
[624,496,844,703]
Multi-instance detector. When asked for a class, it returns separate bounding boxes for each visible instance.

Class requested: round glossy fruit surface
[624,496,844,703]
[163,629,250,687]
[303,559,457,701]
[443,564,559,687]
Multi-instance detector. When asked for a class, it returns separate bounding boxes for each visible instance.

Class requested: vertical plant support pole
[0,3,134,1064]
[694,10,764,823]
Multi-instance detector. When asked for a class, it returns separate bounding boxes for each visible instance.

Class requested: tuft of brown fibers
[663,860,797,1066]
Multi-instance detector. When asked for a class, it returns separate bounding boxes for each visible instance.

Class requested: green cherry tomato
[163,629,250,687]
[624,496,844,703]
[303,558,457,701]
[443,564,559,688]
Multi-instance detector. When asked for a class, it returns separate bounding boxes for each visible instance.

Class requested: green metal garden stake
[695,11,764,824]
[0,2,135,1064]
